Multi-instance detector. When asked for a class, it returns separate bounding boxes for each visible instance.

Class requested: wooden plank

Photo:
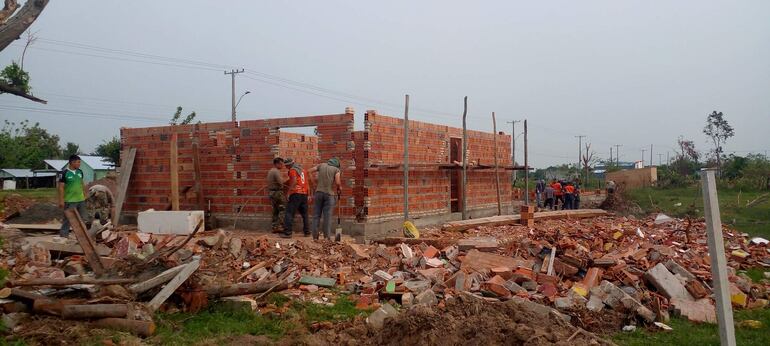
[492,111,501,216]
[5,224,61,231]
[457,237,498,252]
[127,264,187,294]
[460,249,533,272]
[61,304,128,319]
[64,209,105,276]
[404,94,410,221]
[94,318,156,337]
[113,147,136,227]
[147,259,199,312]
[205,280,289,297]
[442,209,608,232]
[170,133,179,211]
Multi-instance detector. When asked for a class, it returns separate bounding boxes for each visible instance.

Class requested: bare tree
[0,0,49,104]
[703,111,734,174]
[19,28,36,69]
[581,142,598,187]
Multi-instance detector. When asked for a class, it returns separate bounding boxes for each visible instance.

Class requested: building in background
[0,169,56,189]
[43,156,114,184]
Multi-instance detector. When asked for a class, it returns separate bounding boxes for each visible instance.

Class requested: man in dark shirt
[266,157,286,233]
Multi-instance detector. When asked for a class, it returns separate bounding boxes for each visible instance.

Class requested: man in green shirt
[58,155,87,237]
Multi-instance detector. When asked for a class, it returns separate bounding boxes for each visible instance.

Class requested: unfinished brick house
[119,108,513,238]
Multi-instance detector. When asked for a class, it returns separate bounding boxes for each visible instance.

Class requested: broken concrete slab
[366,303,398,329]
[663,259,696,282]
[298,276,336,288]
[670,297,717,323]
[414,289,437,306]
[596,280,655,323]
[137,210,204,235]
[644,263,694,301]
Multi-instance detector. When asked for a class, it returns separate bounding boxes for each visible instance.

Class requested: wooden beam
[113,147,136,227]
[94,318,156,337]
[9,276,136,287]
[146,259,199,312]
[492,111,501,216]
[403,94,410,221]
[127,264,187,294]
[524,119,529,205]
[5,223,60,230]
[170,132,179,211]
[461,96,468,220]
[192,140,205,210]
[441,209,608,232]
[61,304,128,319]
[64,209,105,276]
[205,280,288,298]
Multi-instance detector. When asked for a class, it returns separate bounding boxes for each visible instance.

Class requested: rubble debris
[644,263,694,301]
[366,303,398,329]
[441,209,607,232]
[94,318,156,337]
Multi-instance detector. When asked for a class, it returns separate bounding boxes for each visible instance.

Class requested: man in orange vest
[563,182,576,210]
[282,158,310,238]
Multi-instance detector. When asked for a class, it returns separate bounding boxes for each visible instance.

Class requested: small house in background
[0,169,56,189]
[43,156,114,184]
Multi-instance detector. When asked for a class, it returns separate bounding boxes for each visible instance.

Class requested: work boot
[279,233,292,239]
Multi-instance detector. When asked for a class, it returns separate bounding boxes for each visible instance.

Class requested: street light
[235,91,251,111]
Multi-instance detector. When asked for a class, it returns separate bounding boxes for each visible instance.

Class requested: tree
[703,111,734,174]
[581,142,599,187]
[0,120,60,169]
[0,0,50,104]
[94,137,121,166]
[170,106,197,125]
[62,142,80,158]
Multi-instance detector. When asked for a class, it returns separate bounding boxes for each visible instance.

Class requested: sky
[1,0,768,168]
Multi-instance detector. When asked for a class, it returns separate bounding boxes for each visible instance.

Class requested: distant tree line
[0,120,121,169]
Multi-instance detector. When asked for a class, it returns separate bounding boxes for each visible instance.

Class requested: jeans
[564,193,574,210]
[312,191,336,240]
[574,195,581,209]
[544,198,554,210]
[60,201,87,237]
[535,192,542,208]
[284,194,309,235]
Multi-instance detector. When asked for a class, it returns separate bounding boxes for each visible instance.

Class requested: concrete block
[366,303,398,329]
[415,289,437,306]
[644,263,694,301]
[137,210,204,235]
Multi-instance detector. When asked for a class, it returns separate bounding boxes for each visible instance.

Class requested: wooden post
[403,94,410,221]
[113,147,136,227]
[492,112,501,216]
[170,132,179,211]
[700,169,736,346]
[127,264,187,294]
[64,209,105,276]
[192,137,205,211]
[461,96,468,220]
[524,119,529,205]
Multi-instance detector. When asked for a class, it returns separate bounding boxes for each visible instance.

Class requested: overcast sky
[1,0,768,168]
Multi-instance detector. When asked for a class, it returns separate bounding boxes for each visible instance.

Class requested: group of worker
[535,178,582,211]
[267,156,342,240]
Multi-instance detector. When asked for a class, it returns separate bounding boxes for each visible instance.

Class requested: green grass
[626,186,770,238]
[146,295,368,345]
[613,309,770,346]
[153,306,290,346]
[0,188,56,214]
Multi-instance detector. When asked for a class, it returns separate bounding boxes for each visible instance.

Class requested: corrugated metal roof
[45,156,114,171]
[0,169,56,178]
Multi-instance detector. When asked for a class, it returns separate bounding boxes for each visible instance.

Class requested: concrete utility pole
[575,135,585,179]
[658,153,663,166]
[667,151,670,165]
[641,148,647,167]
[613,144,622,166]
[700,169,737,346]
[610,147,613,165]
[650,144,653,168]
[507,120,521,183]
[225,69,245,122]
[403,94,409,221]
[461,96,468,220]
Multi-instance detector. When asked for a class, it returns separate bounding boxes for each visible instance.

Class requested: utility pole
[658,153,663,166]
[610,147,613,166]
[224,69,245,122]
[641,148,647,167]
[650,144,653,168]
[613,144,622,167]
[667,151,670,165]
[507,120,521,183]
[575,135,586,180]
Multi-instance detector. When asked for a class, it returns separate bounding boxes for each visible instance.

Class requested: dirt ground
[316,294,613,346]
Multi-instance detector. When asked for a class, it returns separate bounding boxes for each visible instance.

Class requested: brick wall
[120,109,511,227]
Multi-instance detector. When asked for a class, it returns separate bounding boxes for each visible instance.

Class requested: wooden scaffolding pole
[524,119,529,205]
[492,112,501,215]
[403,94,410,221]
[461,96,468,220]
